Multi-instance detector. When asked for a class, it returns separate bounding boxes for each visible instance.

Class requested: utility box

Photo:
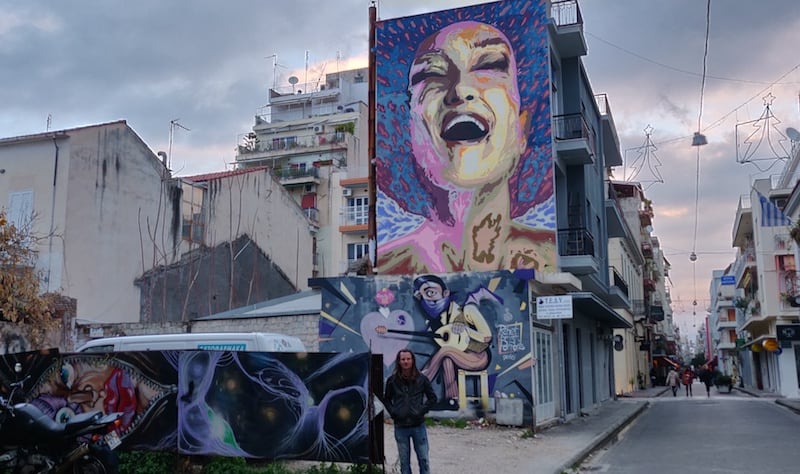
[494,398,524,426]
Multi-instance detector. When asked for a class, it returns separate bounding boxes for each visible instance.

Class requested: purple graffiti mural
[375,0,555,274]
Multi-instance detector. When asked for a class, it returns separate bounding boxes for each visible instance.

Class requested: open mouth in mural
[440,113,489,143]
[28,355,176,439]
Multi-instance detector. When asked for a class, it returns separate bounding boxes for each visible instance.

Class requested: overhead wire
[691,0,712,329]
[585,32,800,86]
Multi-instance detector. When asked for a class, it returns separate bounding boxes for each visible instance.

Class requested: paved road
[579,392,800,473]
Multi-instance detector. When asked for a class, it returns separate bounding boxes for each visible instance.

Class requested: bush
[715,375,733,387]
[119,451,179,474]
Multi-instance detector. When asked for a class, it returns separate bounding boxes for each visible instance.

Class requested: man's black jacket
[384,372,437,428]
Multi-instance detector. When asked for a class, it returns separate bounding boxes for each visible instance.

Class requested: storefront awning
[571,292,632,329]
[654,355,680,369]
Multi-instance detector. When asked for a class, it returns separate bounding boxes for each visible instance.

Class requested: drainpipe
[47,135,60,291]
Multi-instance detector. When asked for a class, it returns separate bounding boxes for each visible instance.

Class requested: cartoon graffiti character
[377,275,499,407]
[377,19,556,274]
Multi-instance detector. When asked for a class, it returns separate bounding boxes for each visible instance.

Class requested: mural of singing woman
[376,8,555,274]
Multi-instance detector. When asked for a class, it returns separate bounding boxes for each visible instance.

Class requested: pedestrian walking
[682,367,695,396]
[384,349,438,474]
[666,367,680,396]
[699,365,715,397]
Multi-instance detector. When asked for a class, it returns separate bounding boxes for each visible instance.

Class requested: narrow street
[579,387,800,473]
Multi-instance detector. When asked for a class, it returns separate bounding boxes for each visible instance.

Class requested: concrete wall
[63,122,175,323]
[0,122,174,324]
[203,169,314,291]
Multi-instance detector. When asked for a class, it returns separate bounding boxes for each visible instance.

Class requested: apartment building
[727,168,800,397]
[233,67,371,278]
[0,121,316,348]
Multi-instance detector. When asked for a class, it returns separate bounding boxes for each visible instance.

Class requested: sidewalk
[410,386,666,474]
[733,385,800,415]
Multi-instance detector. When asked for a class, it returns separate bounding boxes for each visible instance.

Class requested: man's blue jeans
[394,423,430,474]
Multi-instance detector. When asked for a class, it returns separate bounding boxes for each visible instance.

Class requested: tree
[0,210,59,348]
[690,353,707,368]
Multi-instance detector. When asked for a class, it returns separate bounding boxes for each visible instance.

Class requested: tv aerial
[288,76,299,93]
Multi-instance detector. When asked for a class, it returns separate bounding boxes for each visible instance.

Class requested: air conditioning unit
[342,188,352,197]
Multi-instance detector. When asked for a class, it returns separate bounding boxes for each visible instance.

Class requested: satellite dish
[787,127,800,142]
[288,76,299,85]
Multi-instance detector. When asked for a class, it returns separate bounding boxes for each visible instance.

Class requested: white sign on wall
[536,295,573,319]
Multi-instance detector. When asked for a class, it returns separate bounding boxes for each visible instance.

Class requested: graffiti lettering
[497,323,525,354]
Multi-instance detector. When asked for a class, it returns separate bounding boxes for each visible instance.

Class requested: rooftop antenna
[288,76,299,93]
[168,118,191,169]
[304,50,310,91]
[46,114,52,131]
[265,53,278,91]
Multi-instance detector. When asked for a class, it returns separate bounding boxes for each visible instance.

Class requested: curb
[775,399,800,415]
[553,401,649,474]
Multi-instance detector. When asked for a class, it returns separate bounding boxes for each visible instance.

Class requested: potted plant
[733,297,750,311]
[790,221,800,244]
[715,374,733,393]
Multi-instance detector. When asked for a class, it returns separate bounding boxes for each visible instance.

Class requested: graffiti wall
[0,350,373,463]
[375,0,555,274]
[318,271,533,417]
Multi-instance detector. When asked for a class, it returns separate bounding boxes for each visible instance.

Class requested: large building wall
[63,122,174,323]
[203,169,314,291]
[0,121,173,324]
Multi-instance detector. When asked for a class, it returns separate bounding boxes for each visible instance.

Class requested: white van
[76,332,306,353]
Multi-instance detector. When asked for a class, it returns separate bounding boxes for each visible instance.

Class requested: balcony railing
[557,227,595,257]
[553,113,594,146]
[273,166,319,180]
[303,208,319,224]
[237,130,348,156]
[551,0,582,26]
[611,266,629,298]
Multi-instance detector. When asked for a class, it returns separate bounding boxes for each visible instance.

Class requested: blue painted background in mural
[318,271,533,413]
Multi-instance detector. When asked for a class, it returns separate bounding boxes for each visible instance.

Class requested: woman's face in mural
[408,21,526,189]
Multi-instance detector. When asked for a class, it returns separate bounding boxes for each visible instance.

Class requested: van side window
[81,345,114,353]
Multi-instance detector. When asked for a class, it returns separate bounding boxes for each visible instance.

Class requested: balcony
[303,208,319,225]
[641,240,653,257]
[235,130,350,166]
[549,0,587,58]
[558,227,598,275]
[643,278,657,291]
[715,319,737,331]
[553,113,595,165]
[605,186,627,239]
[339,206,369,234]
[273,166,320,187]
[607,266,630,308]
[732,194,752,248]
[594,94,623,167]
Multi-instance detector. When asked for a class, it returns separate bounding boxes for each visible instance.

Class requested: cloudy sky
[2,0,799,338]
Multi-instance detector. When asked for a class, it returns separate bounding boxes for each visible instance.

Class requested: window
[347,243,369,262]
[182,188,205,245]
[346,197,369,225]
[8,190,34,231]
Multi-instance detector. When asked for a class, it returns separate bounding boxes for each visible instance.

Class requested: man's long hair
[393,349,421,380]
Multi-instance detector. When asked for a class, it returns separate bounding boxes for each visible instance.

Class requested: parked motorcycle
[0,363,123,473]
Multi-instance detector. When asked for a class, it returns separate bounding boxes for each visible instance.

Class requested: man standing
[384,349,438,474]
